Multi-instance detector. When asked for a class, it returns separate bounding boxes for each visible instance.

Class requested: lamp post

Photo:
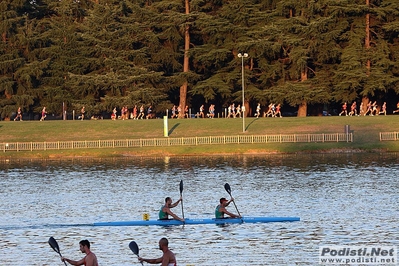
[238,53,248,133]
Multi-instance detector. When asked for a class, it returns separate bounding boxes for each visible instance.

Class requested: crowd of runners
[11,101,399,121]
[338,101,399,116]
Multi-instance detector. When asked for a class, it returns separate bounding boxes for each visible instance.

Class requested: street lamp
[238,53,248,133]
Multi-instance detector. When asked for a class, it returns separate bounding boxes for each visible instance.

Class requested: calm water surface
[0,154,398,265]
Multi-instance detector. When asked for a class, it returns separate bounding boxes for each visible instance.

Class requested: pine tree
[1,0,398,119]
[0,0,31,119]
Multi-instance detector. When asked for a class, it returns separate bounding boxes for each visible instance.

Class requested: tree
[1,0,399,119]
[331,0,399,114]
[0,0,25,119]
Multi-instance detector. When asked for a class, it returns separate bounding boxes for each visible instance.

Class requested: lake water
[0,154,398,266]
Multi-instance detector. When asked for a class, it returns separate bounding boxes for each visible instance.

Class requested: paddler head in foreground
[138,237,177,266]
[159,196,185,222]
[215,197,241,218]
[61,239,98,266]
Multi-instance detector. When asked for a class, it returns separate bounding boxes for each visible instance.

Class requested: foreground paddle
[179,179,185,220]
[224,183,242,218]
[48,237,67,266]
[129,241,144,266]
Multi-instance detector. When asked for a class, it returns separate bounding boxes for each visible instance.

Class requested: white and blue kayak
[93,216,300,226]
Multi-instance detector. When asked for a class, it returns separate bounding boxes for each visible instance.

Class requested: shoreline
[0,147,395,162]
[1,116,398,159]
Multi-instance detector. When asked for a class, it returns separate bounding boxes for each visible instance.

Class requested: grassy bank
[1,115,399,158]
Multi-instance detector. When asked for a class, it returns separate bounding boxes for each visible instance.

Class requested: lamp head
[237,53,248,58]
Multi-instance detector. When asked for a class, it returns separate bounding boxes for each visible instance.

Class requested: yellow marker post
[163,116,168,137]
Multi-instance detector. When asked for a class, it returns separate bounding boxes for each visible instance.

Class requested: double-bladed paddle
[48,237,67,266]
[224,183,242,218]
[179,179,185,220]
[129,241,144,266]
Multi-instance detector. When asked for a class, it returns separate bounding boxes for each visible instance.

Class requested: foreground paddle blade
[129,241,140,256]
[48,237,67,266]
[129,241,143,266]
[48,237,60,254]
[224,183,231,195]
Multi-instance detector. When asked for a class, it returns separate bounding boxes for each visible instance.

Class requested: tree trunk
[5,90,12,99]
[362,0,371,109]
[297,101,307,117]
[297,69,308,117]
[178,0,190,118]
[244,101,250,117]
[365,0,370,76]
[361,96,369,114]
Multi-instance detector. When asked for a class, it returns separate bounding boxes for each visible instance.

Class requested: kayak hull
[93,216,300,226]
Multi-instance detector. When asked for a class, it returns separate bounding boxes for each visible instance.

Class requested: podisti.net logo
[319,246,397,265]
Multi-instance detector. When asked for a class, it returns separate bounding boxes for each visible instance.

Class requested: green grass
[1,115,399,158]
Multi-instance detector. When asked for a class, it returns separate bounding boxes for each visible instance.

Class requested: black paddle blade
[48,237,60,254]
[129,241,140,256]
[180,179,185,220]
[224,183,231,195]
[179,180,183,194]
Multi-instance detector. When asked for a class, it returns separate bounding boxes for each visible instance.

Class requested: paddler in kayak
[61,239,98,266]
[159,197,185,222]
[215,197,241,218]
[138,237,177,266]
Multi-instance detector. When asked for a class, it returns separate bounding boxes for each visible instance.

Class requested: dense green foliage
[1,0,398,119]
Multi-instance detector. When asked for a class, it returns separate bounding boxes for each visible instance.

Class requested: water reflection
[1,152,398,170]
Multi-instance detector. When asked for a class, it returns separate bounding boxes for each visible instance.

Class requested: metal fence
[0,133,353,152]
[380,132,399,141]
